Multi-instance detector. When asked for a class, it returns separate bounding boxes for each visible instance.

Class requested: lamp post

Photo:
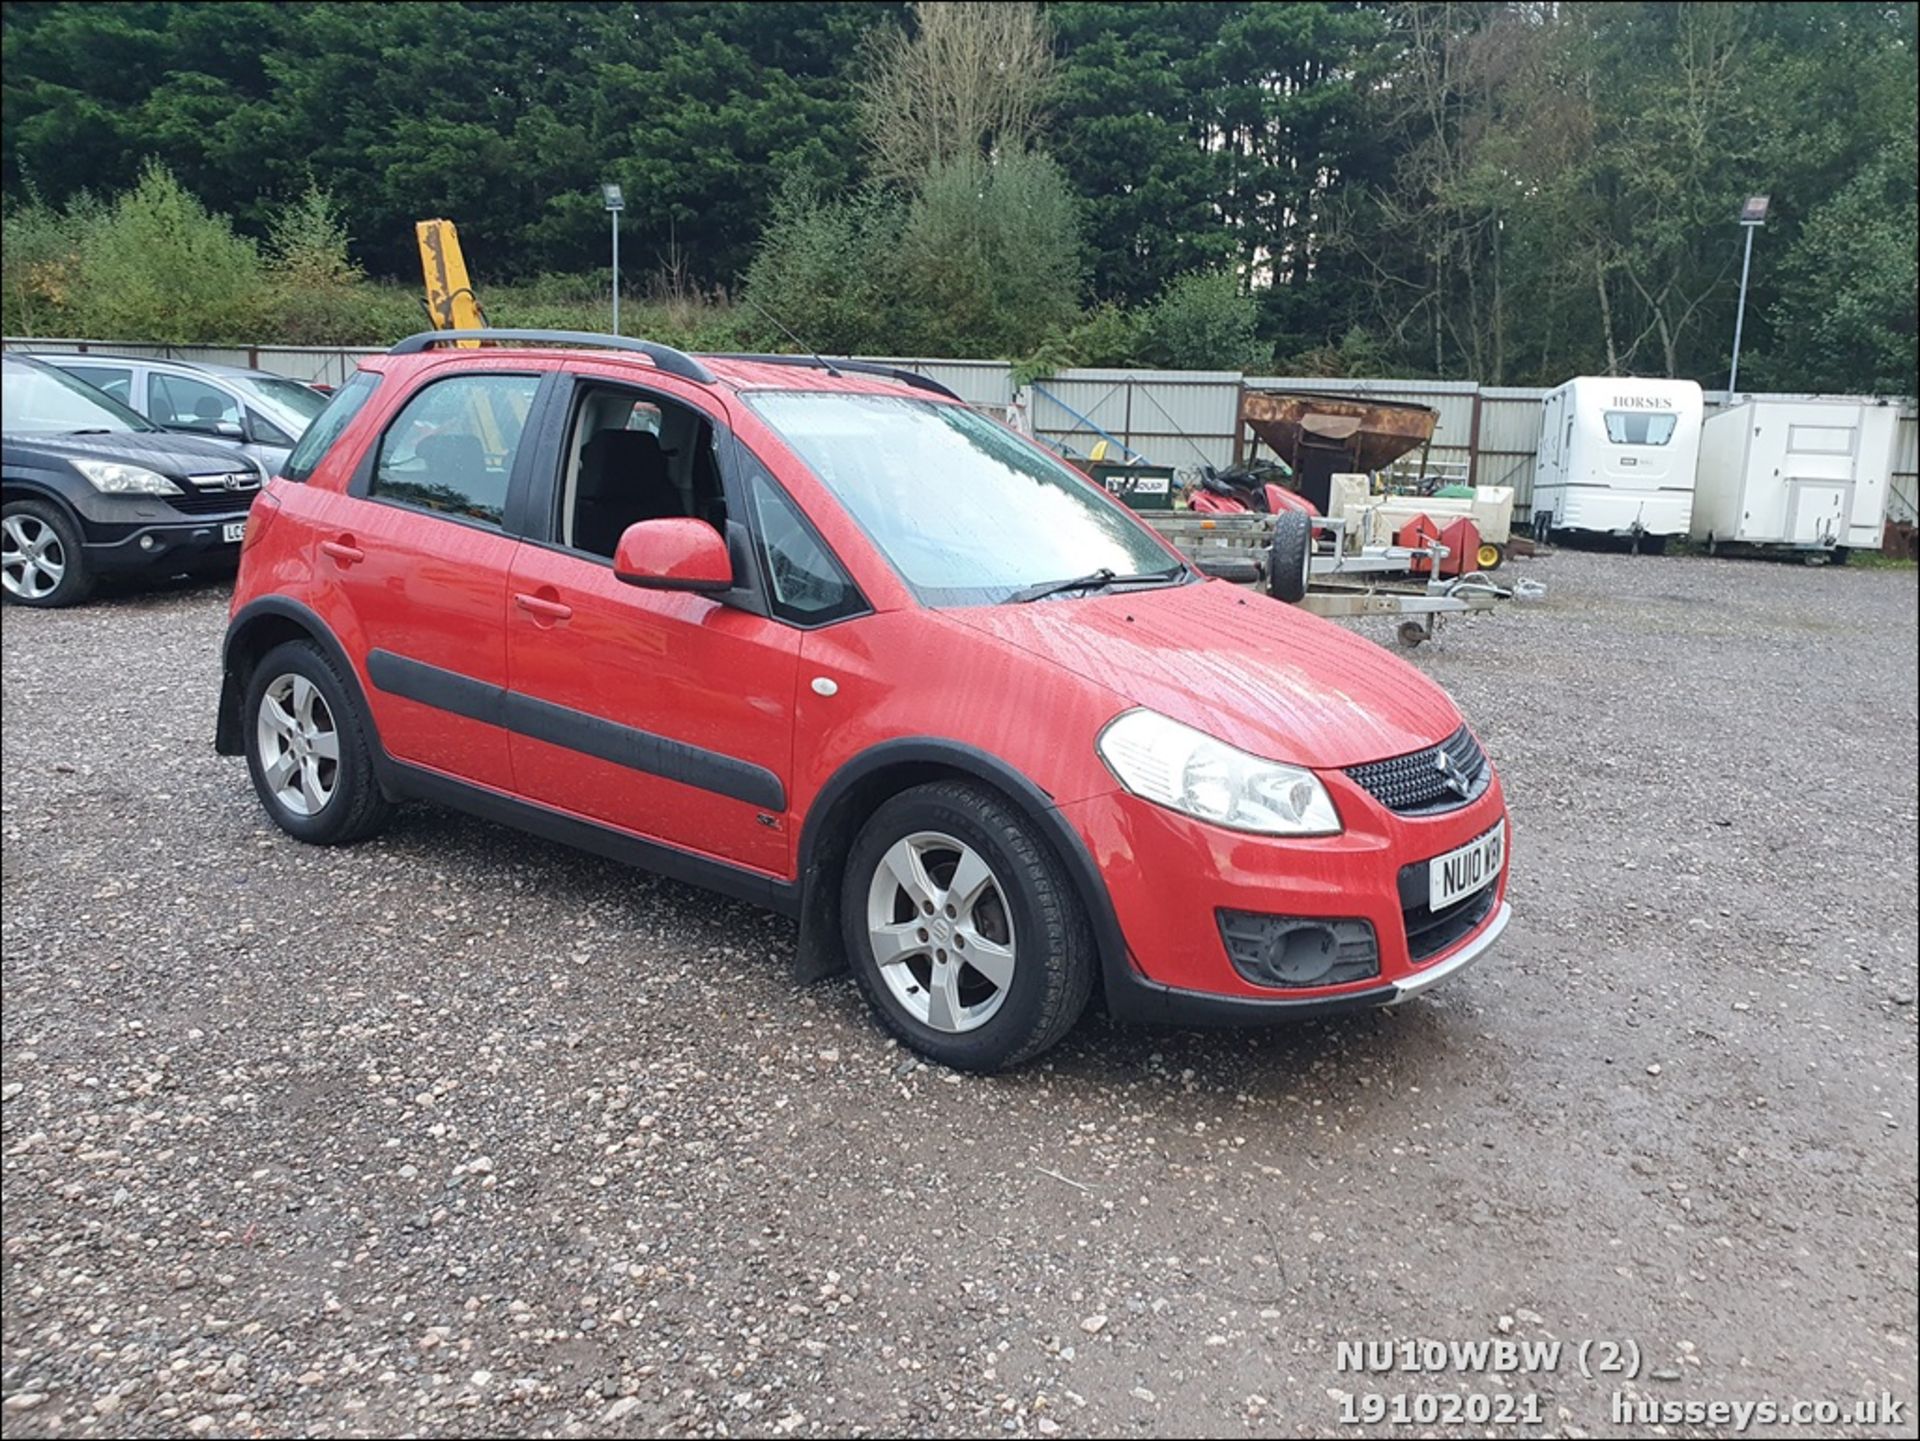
[602,183,625,335]
[1726,194,1769,398]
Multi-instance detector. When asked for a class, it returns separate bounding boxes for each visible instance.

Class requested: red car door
[308,368,546,791]
[503,378,802,876]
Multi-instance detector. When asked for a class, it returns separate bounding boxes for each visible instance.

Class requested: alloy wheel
[256,672,340,816]
[865,830,1018,1033]
[2,515,66,600]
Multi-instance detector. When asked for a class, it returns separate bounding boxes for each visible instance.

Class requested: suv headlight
[73,459,182,496]
[1097,708,1341,836]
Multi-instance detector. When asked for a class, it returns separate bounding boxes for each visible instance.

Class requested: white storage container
[1531,377,1704,538]
[1691,398,1897,552]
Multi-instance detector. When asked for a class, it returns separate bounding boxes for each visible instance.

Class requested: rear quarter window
[282,370,381,482]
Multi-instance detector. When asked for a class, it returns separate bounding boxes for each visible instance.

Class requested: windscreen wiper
[1010,565,1184,604]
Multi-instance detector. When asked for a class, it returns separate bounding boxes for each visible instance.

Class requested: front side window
[745,470,862,625]
[150,372,243,433]
[1603,410,1678,446]
[372,373,540,527]
[746,393,1180,606]
[1,358,156,435]
[283,370,379,482]
[556,384,726,557]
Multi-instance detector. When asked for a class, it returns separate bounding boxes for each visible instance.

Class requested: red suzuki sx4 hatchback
[216,331,1510,1071]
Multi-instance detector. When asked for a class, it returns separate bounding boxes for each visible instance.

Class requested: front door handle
[320,537,364,566]
[514,591,574,623]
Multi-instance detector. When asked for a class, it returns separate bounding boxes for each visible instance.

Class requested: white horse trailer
[1691,398,1897,556]
[1531,377,1704,541]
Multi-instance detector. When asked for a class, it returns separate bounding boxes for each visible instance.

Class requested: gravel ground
[2,549,1915,1439]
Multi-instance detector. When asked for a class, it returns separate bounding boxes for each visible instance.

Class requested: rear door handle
[514,592,573,622]
[320,538,364,566]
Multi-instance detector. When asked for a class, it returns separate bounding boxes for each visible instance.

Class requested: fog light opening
[1217,911,1380,991]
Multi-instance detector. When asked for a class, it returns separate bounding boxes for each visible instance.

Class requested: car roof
[33,352,292,384]
[363,345,960,403]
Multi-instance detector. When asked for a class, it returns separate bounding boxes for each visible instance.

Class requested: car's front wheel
[243,639,393,845]
[842,781,1094,1072]
[2,499,93,608]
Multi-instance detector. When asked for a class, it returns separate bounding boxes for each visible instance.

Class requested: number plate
[1428,821,1505,911]
[222,521,248,544]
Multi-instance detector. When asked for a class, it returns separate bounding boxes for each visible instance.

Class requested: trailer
[1691,397,1898,557]
[1143,511,1537,647]
[1531,376,1704,542]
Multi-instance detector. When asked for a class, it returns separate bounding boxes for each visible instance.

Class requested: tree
[1758,138,1918,395]
[857,1,1055,183]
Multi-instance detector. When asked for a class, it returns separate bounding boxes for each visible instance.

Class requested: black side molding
[365,649,785,811]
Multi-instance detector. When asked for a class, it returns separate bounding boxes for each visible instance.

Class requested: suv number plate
[223,521,247,544]
[1429,821,1505,911]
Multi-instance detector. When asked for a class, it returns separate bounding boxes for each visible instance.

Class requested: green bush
[741,177,905,354]
[892,153,1083,358]
[1137,269,1271,372]
[0,189,96,336]
[67,161,271,344]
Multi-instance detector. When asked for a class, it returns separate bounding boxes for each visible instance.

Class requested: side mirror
[613,517,734,593]
[214,419,246,440]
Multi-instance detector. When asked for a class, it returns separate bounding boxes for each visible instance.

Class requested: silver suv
[31,354,328,476]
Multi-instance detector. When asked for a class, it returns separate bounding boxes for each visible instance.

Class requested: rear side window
[283,370,380,482]
[371,373,540,528]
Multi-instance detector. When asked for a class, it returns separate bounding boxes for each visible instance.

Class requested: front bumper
[83,514,249,573]
[1060,774,1511,1024]
[1108,901,1509,1026]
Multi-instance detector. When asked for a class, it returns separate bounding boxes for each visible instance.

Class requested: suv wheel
[2,499,93,607]
[841,781,1094,1071]
[243,639,393,845]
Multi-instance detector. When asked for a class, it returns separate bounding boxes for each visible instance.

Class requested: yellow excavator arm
[415,219,486,344]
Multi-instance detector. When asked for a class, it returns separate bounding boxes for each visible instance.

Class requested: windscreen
[2,359,157,435]
[243,376,331,427]
[747,392,1178,606]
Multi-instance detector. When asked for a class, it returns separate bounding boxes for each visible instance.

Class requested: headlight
[73,459,182,496]
[1097,708,1341,836]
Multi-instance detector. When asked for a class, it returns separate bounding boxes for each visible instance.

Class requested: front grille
[1397,860,1499,963]
[1218,911,1379,990]
[169,472,259,515]
[1345,726,1489,815]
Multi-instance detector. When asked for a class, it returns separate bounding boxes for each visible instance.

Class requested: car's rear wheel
[2,499,93,608]
[243,639,392,845]
[842,781,1094,1072]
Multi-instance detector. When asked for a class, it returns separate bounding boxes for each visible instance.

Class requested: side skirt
[385,760,801,919]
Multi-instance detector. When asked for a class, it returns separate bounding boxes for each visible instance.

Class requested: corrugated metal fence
[9,338,1914,523]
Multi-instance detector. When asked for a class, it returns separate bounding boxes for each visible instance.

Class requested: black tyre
[242,638,393,845]
[1267,508,1311,603]
[841,781,1094,1072]
[2,498,94,608]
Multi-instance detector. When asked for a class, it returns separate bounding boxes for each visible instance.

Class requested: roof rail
[388,329,714,384]
[705,353,961,402]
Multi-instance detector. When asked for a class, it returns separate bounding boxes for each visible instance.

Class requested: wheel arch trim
[792,738,1133,1003]
[216,597,388,779]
